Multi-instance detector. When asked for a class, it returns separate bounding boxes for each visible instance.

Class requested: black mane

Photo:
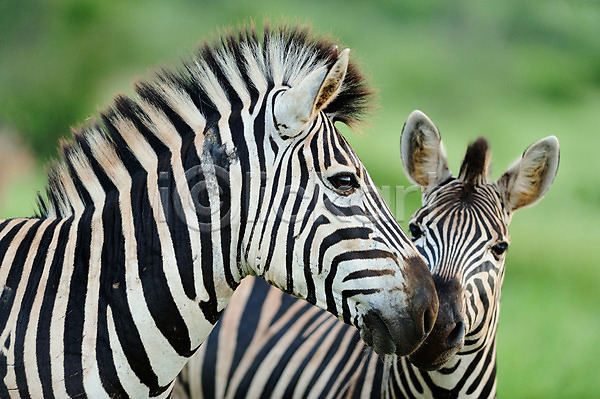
[458,137,490,193]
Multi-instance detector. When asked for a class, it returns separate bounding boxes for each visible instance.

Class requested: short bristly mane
[37,23,374,218]
[458,137,490,194]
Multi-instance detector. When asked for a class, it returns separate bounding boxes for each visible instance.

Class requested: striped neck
[386,318,499,398]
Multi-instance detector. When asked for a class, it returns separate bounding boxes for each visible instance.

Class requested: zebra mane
[36,23,374,218]
[458,137,490,193]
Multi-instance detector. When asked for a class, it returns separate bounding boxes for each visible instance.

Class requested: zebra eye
[409,223,423,240]
[327,173,359,194]
[491,241,509,257]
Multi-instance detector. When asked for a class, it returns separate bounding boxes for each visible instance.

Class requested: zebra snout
[408,312,466,371]
[360,256,438,357]
[395,256,439,355]
[408,277,466,371]
[409,284,438,342]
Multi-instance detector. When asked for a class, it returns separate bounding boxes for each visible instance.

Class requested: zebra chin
[408,344,463,371]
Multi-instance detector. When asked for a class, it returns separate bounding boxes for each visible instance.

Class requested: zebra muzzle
[409,277,466,370]
[361,256,439,356]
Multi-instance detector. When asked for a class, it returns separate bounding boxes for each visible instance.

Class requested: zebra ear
[496,136,559,213]
[400,110,452,189]
[273,49,349,138]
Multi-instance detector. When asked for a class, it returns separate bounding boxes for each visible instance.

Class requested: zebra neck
[389,339,498,398]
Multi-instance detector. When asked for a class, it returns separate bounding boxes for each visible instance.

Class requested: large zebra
[0,26,440,398]
[173,110,560,398]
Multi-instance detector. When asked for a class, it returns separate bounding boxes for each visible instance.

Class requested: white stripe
[49,218,79,398]
[23,218,67,397]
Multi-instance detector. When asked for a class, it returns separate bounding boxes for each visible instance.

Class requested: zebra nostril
[445,320,465,349]
[423,306,436,336]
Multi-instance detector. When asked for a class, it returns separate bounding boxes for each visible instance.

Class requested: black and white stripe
[0,27,439,397]
[173,110,559,398]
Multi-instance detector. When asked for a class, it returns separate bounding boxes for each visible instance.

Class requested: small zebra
[0,26,439,398]
[173,110,560,398]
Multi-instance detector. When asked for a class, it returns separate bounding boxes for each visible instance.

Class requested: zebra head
[400,110,559,370]
[242,39,437,356]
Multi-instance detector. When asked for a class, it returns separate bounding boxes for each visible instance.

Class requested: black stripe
[284,149,310,294]
[177,138,203,300]
[466,343,495,395]
[64,209,95,397]
[341,288,380,325]
[322,120,331,169]
[132,175,192,358]
[197,158,220,324]
[297,183,320,239]
[243,94,269,262]
[37,218,74,398]
[63,149,93,209]
[199,321,218,399]
[200,47,243,113]
[0,220,28,333]
[302,213,328,305]
[160,163,196,302]
[96,191,127,396]
[229,278,270,383]
[398,358,420,398]
[331,125,351,166]
[317,227,374,274]
[101,193,160,392]
[258,142,296,274]
[309,121,324,175]
[322,195,368,219]
[0,219,10,231]
[474,350,496,398]
[342,267,396,282]
[135,81,196,143]
[229,107,250,270]
[324,250,389,316]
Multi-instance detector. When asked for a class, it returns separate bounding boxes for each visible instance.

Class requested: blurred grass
[1,0,599,396]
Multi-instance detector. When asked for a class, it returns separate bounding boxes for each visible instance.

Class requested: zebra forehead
[418,182,508,236]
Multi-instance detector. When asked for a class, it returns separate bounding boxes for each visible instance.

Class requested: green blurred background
[1,0,598,396]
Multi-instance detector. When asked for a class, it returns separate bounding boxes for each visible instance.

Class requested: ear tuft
[400,110,451,188]
[313,48,349,114]
[497,136,560,213]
